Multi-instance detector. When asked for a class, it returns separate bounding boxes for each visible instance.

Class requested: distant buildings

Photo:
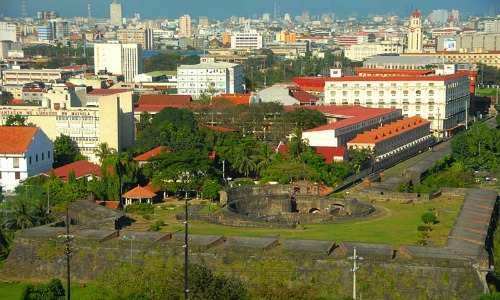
[110,0,123,26]
[179,15,192,38]
[406,10,423,53]
[345,41,403,61]
[2,69,74,85]
[177,61,245,99]
[436,33,500,52]
[231,31,264,49]
[94,41,143,82]
[0,22,17,42]
[0,126,53,192]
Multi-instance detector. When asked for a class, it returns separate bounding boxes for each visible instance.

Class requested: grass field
[125,196,464,247]
[476,87,499,97]
[0,282,99,300]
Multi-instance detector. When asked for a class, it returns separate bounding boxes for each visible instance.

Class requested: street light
[122,235,135,264]
[348,247,364,300]
[58,206,74,300]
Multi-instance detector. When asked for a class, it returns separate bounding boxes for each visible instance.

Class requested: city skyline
[0,0,498,19]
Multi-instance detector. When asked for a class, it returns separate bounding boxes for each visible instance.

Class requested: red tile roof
[0,126,38,154]
[314,146,346,164]
[88,88,130,96]
[135,94,192,112]
[46,160,101,181]
[212,94,251,105]
[133,146,170,162]
[302,106,399,132]
[122,185,157,199]
[95,200,120,209]
[290,89,319,104]
[202,125,239,133]
[348,116,430,145]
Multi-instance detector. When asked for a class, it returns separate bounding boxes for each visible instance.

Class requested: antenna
[21,0,28,19]
[87,0,92,20]
[273,0,277,20]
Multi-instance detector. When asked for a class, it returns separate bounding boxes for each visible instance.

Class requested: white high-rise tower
[406,10,423,53]
[110,0,123,27]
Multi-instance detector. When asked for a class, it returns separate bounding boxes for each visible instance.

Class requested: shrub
[421,211,438,225]
[22,278,65,300]
[149,220,166,232]
[125,203,154,215]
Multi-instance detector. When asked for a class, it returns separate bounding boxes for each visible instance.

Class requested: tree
[288,128,308,159]
[202,179,222,201]
[5,115,28,126]
[348,148,374,174]
[95,143,115,164]
[421,211,438,225]
[53,135,82,167]
[283,108,327,130]
[22,278,65,300]
[261,159,319,184]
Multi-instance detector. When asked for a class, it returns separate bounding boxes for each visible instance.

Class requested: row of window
[0,171,21,180]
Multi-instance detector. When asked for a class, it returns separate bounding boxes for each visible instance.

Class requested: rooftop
[45,160,101,181]
[178,62,238,69]
[202,124,239,133]
[0,126,38,154]
[348,116,430,145]
[88,88,130,96]
[133,146,170,162]
[303,105,400,132]
[122,185,157,199]
[213,94,252,105]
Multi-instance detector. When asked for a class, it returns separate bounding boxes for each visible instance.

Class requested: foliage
[95,258,248,300]
[22,278,65,300]
[53,135,83,168]
[149,220,166,232]
[413,161,475,193]
[143,52,200,73]
[5,115,29,126]
[283,108,327,130]
[261,158,320,184]
[348,148,374,174]
[125,203,154,216]
[480,293,500,300]
[421,211,438,225]
[202,179,222,201]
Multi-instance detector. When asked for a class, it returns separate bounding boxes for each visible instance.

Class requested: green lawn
[144,196,463,247]
[0,282,100,300]
[476,87,499,97]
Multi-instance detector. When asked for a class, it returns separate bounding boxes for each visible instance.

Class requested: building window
[36,154,38,162]
[13,158,19,168]
[416,90,421,96]
[42,153,45,160]
[15,172,20,180]
[29,157,32,165]
[48,151,51,159]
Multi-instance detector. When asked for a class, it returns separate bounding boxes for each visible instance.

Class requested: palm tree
[5,198,34,230]
[95,143,116,165]
[252,144,275,175]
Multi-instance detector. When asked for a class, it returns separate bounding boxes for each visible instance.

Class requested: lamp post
[184,193,189,300]
[58,206,74,300]
[123,235,135,264]
[348,247,364,300]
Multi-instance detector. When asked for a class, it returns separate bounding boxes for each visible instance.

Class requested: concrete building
[144,28,154,50]
[323,71,470,137]
[0,126,53,192]
[177,61,244,98]
[302,106,402,148]
[110,1,123,26]
[407,10,423,53]
[266,42,310,58]
[484,20,500,33]
[364,55,443,70]
[401,52,500,69]
[436,33,500,52]
[116,28,147,48]
[179,15,192,38]
[2,69,73,85]
[0,89,135,163]
[0,22,17,42]
[347,116,433,167]
[37,24,53,42]
[94,41,143,82]
[231,31,264,49]
[345,41,403,62]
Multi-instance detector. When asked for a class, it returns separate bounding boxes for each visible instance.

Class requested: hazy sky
[0,0,497,19]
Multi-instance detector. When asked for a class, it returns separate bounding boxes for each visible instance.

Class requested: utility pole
[222,160,226,183]
[58,207,74,300]
[349,247,363,300]
[184,195,189,300]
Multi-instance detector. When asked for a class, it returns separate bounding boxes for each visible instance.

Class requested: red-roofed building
[212,93,261,106]
[133,146,170,165]
[302,106,402,148]
[43,160,101,181]
[0,126,53,191]
[274,142,346,163]
[202,124,239,133]
[134,94,193,120]
[88,88,131,96]
[289,89,319,106]
[348,116,433,167]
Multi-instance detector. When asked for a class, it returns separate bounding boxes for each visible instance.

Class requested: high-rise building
[199,16,209,28]
[37,25,53,42]
[231,31,264,49]
[109,0,123,26]
[179,15,192,38]
[94,41,143,82]
[0,22,17,42]
[407,10,423,53]
[144,28,154,50]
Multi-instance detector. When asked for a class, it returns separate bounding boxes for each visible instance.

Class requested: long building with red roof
[301,105,402,148]
[43,160,101,181]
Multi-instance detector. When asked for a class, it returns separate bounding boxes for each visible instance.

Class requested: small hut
[122,185,157,207]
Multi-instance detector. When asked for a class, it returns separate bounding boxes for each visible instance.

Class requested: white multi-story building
[0,89,135,163]
[94,41,143,82]
[345,41,403,62]
[0,126,53,192]
[110,0,123,26]
[407,10,423,53]
[323,72,470,137]
[2,68,74,85]
[0,22,17,42]
[177,61,245,99]
[231,31,263,49]
[179,15,192,38]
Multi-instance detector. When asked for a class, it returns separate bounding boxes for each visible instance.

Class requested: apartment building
[110,1,123,26]
[177,61,245,98]
[0,89,135,163]
[179,15,192,38]
[323,72,470,137]
[0,22,17,42]
[345,41,403,61]
[94,41,143,82]
[231,31,263,49]
[2,68,73,85]
[0,126,53,192]
[347,116,433,168]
